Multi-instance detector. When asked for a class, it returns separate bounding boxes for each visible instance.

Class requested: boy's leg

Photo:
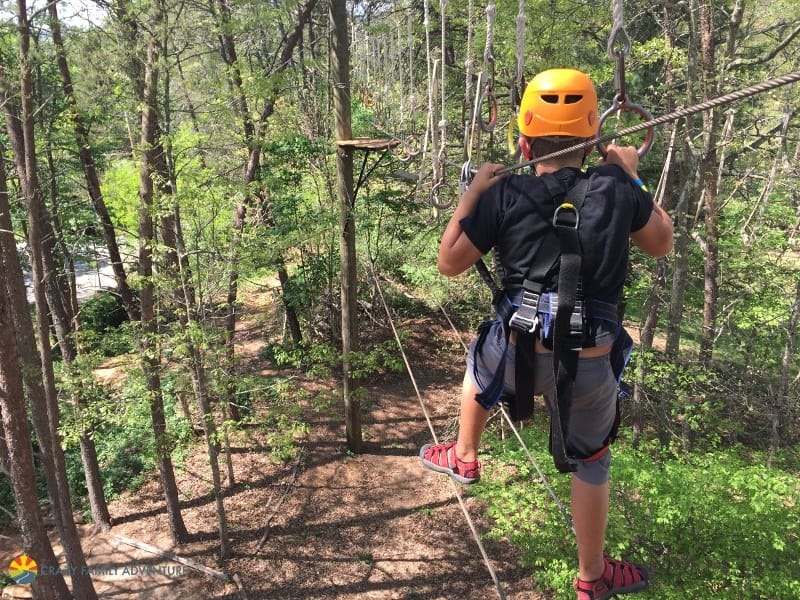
[454,371,490,463]
[571,474,608,582]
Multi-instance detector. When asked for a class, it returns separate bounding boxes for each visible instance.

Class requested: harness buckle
[508,289,541,333]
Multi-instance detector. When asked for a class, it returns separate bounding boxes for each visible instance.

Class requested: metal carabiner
[459,160,474,193]
[612,49,628,105]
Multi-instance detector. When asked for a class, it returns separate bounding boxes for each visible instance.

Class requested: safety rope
[477,3,498,133]
[495,70,800,176]
[462,0,475,163]
[607,0,631,58]
[507,0,525,156]
[365,256,507,600]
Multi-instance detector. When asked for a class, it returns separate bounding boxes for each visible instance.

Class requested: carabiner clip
[459,160,474,193]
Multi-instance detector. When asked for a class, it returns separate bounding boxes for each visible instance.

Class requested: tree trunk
[46,0,139,321]
[6,18,112,535]
[1,143,99,599]
[138,29,189,545]
[633,0,681,440]
[331,0,362,453]
[172,205,232,557]
[0,216,70,600]
[698,2,720,364]
[665,0,701,360]
[277,260,303,344]
[6,0,107,599]
[211,0,317,423]
[769,278,800,465]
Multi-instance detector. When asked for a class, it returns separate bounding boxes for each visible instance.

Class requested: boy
[419,68,673,600]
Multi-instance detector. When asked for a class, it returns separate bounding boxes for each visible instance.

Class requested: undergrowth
[473,420,800,599]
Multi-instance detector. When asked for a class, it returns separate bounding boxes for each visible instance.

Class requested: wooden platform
[335,137,400,151]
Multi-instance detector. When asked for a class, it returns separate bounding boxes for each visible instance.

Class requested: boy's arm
[631,203,673,258]
[601,144,674,258]
[438,163,506,276]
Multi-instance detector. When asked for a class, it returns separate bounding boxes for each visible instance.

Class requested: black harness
[474,173,632,473]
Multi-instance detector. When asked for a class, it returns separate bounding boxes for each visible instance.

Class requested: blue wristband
[633,177,649,192]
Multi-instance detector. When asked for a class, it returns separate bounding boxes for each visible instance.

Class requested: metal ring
[597,98,655,158]
[429,181,455,210]
[401,134,422,160]
[477,88,498,132]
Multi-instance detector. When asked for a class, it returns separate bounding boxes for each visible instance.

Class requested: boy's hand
[600,144,640,180]
[470,162,507,195]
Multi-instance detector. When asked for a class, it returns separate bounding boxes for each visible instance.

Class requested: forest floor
[1,291,552,600]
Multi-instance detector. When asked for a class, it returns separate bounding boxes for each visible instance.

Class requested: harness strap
[509,176,589,431]
[549,177,589,472]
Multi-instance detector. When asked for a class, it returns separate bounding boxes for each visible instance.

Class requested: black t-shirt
[460,165,654,304]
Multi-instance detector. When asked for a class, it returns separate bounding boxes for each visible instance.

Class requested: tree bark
[0,302,71,600]
[5,0,104,600]
[1,144,99,600]
[0,154,70,600]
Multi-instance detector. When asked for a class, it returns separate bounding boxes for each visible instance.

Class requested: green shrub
[77,290,135,356]
[79,289,129,331]
[472,423,800,599]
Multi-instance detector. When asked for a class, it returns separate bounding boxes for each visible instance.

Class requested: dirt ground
[1,305,553,599]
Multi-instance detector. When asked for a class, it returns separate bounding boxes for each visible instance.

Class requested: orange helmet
[518,68,598,139]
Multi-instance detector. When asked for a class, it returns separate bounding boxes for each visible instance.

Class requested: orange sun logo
[8,554,38,584]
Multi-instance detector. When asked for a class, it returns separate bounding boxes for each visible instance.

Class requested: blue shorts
[466,320,616,485]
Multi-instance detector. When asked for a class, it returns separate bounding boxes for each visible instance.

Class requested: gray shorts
[466,320,617,485]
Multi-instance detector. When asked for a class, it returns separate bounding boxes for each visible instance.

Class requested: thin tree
[213,0,317,403]
[632,0,682,442]
[46,0,140,321]
[137,4,190,544]
[770,276,800,465]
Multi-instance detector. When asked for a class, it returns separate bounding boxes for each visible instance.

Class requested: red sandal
[419,442,481,484]
[573,556,650,600]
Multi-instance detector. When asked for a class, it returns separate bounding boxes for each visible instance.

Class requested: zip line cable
[364,256,508,600]
[495,70,800,176]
